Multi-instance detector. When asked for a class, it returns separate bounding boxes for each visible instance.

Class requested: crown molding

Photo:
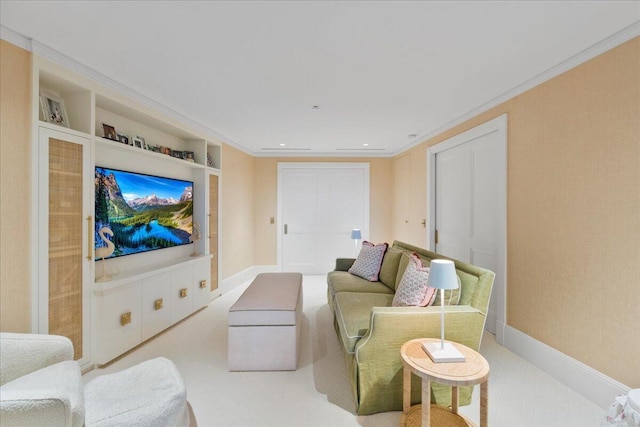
[1,25,32,50]
[392,21,640,157]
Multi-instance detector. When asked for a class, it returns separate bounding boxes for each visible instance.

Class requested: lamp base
[422,341,466,363]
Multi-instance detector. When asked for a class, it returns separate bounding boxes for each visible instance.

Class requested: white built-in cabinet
[32,55,222,367]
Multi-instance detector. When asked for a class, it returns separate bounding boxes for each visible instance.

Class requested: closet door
[38,127,92,366]
[208,173,219,292]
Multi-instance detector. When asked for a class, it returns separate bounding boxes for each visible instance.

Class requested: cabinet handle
[86,216,93,260]
[180,288,188,298]
[200,280,207,289]
[154,298,164,310]
[120,312,132,326]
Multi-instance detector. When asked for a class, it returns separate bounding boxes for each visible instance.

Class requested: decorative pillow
[348,241,388,281]
[392,253,437,307]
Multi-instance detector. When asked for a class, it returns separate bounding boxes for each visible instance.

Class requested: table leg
[451,385,458,413]
[422,378,431,427]
[480,380,488,427]
[403,363,411,415]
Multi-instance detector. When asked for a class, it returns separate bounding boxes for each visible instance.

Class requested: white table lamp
[423,259,466,363]
[351,229,361,256]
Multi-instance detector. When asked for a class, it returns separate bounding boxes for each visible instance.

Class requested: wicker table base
[400,404,475,427]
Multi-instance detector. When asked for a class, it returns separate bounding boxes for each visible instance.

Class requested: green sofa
[327,240,495,415]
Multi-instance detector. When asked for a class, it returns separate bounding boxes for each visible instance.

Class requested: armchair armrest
[0,389,73,427]
[0,333,74,385]
[335,258,356,271]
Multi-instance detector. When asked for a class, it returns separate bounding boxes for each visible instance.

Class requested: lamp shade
[351,229,362,240]
[427,259,458,290]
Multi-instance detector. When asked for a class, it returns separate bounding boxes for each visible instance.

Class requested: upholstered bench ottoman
[228,272,303,371]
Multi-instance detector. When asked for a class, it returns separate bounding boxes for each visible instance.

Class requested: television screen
[94,167,193,259]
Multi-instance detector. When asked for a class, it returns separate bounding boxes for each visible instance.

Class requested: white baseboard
[502,325,630,409]
[220,265,280,294]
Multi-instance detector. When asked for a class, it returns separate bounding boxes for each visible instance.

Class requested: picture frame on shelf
[206,153,214,167]
[40,89,70,128]
[182,151,195,162]
[102,124,117,141]
[171,150,184,159]
[160,146,171,156]
[132,135,145,149]
[116,133,129,145]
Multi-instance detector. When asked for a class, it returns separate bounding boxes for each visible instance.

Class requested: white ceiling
[2,1,639,156]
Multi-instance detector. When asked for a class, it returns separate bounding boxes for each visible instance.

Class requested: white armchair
[0,333,194,427]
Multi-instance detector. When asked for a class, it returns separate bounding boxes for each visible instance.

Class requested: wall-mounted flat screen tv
[95,166,193,259]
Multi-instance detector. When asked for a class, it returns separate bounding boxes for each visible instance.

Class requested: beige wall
[0,40,32,332]
[220,144,256,278]
[252,157,393,265]
[392,37,639,387]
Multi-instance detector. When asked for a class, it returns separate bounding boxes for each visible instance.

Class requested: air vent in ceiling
[261,147,312,151]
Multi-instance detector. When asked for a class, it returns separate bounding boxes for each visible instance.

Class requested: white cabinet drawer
[100,283,142,363]
[192,258,212,311]
[142,273,172,341]
[171,265,193,322]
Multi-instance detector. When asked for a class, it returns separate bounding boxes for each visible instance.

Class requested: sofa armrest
[355,305,486,363]
[352,305,487,413]
[334,258,356,271]
[0,389,73,427]
[0,333,74,385]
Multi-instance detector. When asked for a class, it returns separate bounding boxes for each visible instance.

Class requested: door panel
[208,174,219,292]
[434,122,506,336]
[39,128,92,365]
[280,165,368,274]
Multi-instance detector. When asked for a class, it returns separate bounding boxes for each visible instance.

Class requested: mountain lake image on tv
[95,167,193,259]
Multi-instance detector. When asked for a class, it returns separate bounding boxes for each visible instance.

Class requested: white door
[428,115,507,340]
[278,163,369,274]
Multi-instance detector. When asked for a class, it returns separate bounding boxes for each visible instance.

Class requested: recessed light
[407,134,418,139]
[279,143,286,146]
[312,105,319,110]
[363,144,369,147]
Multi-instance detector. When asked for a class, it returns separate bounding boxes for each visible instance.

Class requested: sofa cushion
[334,292,394,353]
[348,241,388,281]
[378,246,404,290]
[0,360,84,427]
[392,253,437,307]
[328,271,394,298]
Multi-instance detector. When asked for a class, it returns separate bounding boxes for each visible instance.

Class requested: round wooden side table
[400,338,490,427]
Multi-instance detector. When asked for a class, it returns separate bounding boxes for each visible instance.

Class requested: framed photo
[40,90,70,128]
[160,146,171,156]
[182,151,195,162]
[116,133,129,145]
[102,124,117,141]
[132,135,145,149]
[171,150,184,159]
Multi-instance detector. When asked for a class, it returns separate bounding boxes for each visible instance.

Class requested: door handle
[284,224,288,235]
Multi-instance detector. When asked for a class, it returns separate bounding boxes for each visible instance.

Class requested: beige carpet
[83,275,604,426]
